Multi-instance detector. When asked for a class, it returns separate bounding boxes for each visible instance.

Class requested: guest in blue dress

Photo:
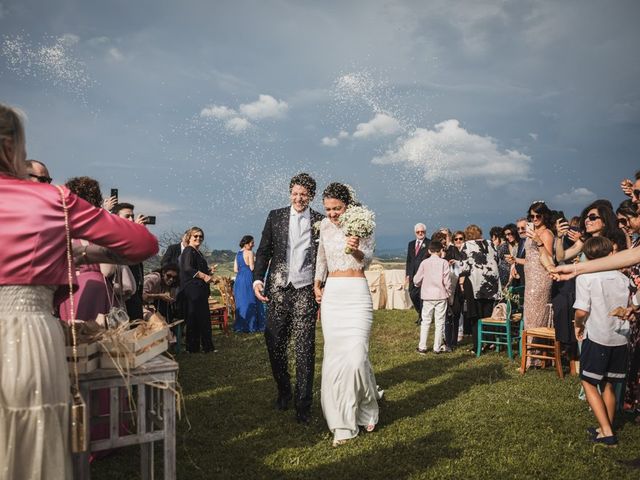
[233,235,265,333]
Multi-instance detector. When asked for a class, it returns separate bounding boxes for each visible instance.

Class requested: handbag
[56,185,88,453]
[112,264,136,299]
[490,302,507,321]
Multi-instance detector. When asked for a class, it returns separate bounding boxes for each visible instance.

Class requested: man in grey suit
[253,173,324,424]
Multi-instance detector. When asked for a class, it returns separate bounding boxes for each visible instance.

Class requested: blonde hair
[464,224,483,240]
[186,226,204,240]
[0,103,27,177]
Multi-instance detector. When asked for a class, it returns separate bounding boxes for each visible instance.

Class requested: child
[414,240,452,354]
[573,237,631,446]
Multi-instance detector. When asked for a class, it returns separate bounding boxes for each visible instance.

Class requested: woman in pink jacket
[0,103,158,479]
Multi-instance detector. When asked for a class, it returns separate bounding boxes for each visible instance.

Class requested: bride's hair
[322,182,354,206]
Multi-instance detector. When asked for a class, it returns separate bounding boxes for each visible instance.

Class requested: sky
[1,0,638,253]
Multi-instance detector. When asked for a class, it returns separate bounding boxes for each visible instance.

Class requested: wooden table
[73,355,179,479]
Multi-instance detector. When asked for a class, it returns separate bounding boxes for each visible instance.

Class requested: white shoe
[376,385,384,401]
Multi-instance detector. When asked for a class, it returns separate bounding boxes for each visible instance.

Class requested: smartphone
[569,226,581,232]
[110,188,118,201]
[526,222,534,232]
[145,215,156,225]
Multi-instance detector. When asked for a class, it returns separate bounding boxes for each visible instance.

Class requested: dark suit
[161,242,182,267]
[254,206,324,415]
[405,238,430,319]
[514,238,526,287]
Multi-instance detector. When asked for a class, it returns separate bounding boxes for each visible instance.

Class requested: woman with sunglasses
[522,202,554,367]
[497,223,518,287]
[617,200,639,250]
[179,226,217,353]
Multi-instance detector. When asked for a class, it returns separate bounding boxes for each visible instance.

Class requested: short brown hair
[464,224,483,241]
[289,172,316,198]
[583,236,613,260]
[428,240,443,253]
[65,176,103,208]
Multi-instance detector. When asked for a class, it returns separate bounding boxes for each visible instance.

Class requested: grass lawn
[93,309,640,479]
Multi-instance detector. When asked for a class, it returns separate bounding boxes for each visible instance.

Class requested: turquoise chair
[477,286,524,360]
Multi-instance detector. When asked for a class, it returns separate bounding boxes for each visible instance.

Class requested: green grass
[93,309,640,479]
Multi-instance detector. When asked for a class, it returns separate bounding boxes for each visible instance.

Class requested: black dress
[179,246,214,352]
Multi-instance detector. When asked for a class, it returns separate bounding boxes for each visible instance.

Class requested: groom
[253,173,324,424]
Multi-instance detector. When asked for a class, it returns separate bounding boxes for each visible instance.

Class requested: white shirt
[573,270,631,346]
[287,206,313,288]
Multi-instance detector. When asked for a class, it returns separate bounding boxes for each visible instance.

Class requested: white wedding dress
[315,218,381,442]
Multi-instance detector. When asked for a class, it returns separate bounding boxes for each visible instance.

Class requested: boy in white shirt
[414,241,452,354]
[573,237,631,446]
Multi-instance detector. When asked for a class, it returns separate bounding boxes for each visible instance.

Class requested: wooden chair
[209,297,229,335]
[477,286,524,360]
[520,303,563,378]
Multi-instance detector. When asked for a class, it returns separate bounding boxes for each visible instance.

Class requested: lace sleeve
[315,230,328,283]
[359,235,375,269]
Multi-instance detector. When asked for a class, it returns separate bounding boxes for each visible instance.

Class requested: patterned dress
[523,238,553,330]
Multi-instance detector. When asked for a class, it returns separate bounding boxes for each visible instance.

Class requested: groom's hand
[253,281,269,302]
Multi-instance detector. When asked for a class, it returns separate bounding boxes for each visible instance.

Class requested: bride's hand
[346,236,360,252]
[314,285,323,303]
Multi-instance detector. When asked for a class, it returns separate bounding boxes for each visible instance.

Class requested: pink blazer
[413,254,452,301]
[0,174,158,286]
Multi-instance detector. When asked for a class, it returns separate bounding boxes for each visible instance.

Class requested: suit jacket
[161,242,182,268]
[515,238,526,282]
[253,206,324,296]
[405,238,431,280]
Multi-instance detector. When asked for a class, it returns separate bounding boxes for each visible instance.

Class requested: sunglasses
[517,227,527,231]
[454,237,464,241]
[164,273,178,280]
[585,214,601,222]
[617,217,629,227]
[415,230,426,234]
[192,234,204,239]
[28,173,52,184]
[504,231,514,237]
[528,213,541,220]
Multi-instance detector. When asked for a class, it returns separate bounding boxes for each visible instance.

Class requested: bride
[313,182,382,447]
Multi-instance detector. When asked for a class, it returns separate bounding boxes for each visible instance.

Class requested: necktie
[415,241,420,255]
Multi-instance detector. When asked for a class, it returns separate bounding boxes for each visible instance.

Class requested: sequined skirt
[0,285,72,480]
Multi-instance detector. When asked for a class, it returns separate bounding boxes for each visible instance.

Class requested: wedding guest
[253,173,324,424]
[414,240,452,354]
[58,176,115,323]
[143,262,179,320]
[574,237,631,446]
[506,218,528,286]
[406,223,430,324]
[233,235,265,333]
[522,202,554,327]
[24,158,52,184]
[490,226,505,249]
[0,102,158,479]
[161,230,189,267]
[459,224,501,354]
[616,200,639,250]
[497,223,518,287]
[450,230,467,343]
[180,226,216,353]
[314,182,381,446]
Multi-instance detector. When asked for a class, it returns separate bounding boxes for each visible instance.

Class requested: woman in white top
[313,183,382,447]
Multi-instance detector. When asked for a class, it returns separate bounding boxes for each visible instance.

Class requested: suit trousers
[265,283,317,414]
[409,283,422,318]
[419,299,447,351]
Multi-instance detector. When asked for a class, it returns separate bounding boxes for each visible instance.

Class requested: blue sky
[1,0,638,252]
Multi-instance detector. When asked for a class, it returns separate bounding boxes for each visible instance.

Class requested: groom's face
[290,184,310,213]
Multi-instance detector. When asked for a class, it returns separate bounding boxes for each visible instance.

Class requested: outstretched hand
[548,263,578,281]
[254,283,269,303]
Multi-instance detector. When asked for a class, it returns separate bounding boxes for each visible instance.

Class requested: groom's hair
[289,172,316,198]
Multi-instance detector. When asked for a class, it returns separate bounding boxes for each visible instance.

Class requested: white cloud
[372,119,532,186]
[225,117,251,133]
[353,113,402,139]
[338,130,349,138]
[200,105,237,119]
[553,187,596,206]
[321,136,339,147]
[107,47,124,62]
[239,94,288,120]
[529,133,538,141]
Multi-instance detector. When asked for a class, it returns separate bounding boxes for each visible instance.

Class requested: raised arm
[552,245,640,280]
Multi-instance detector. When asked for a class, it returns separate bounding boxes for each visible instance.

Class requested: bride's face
[324,197,346,225]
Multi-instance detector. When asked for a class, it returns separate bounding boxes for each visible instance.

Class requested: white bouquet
[338,205,376,254]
